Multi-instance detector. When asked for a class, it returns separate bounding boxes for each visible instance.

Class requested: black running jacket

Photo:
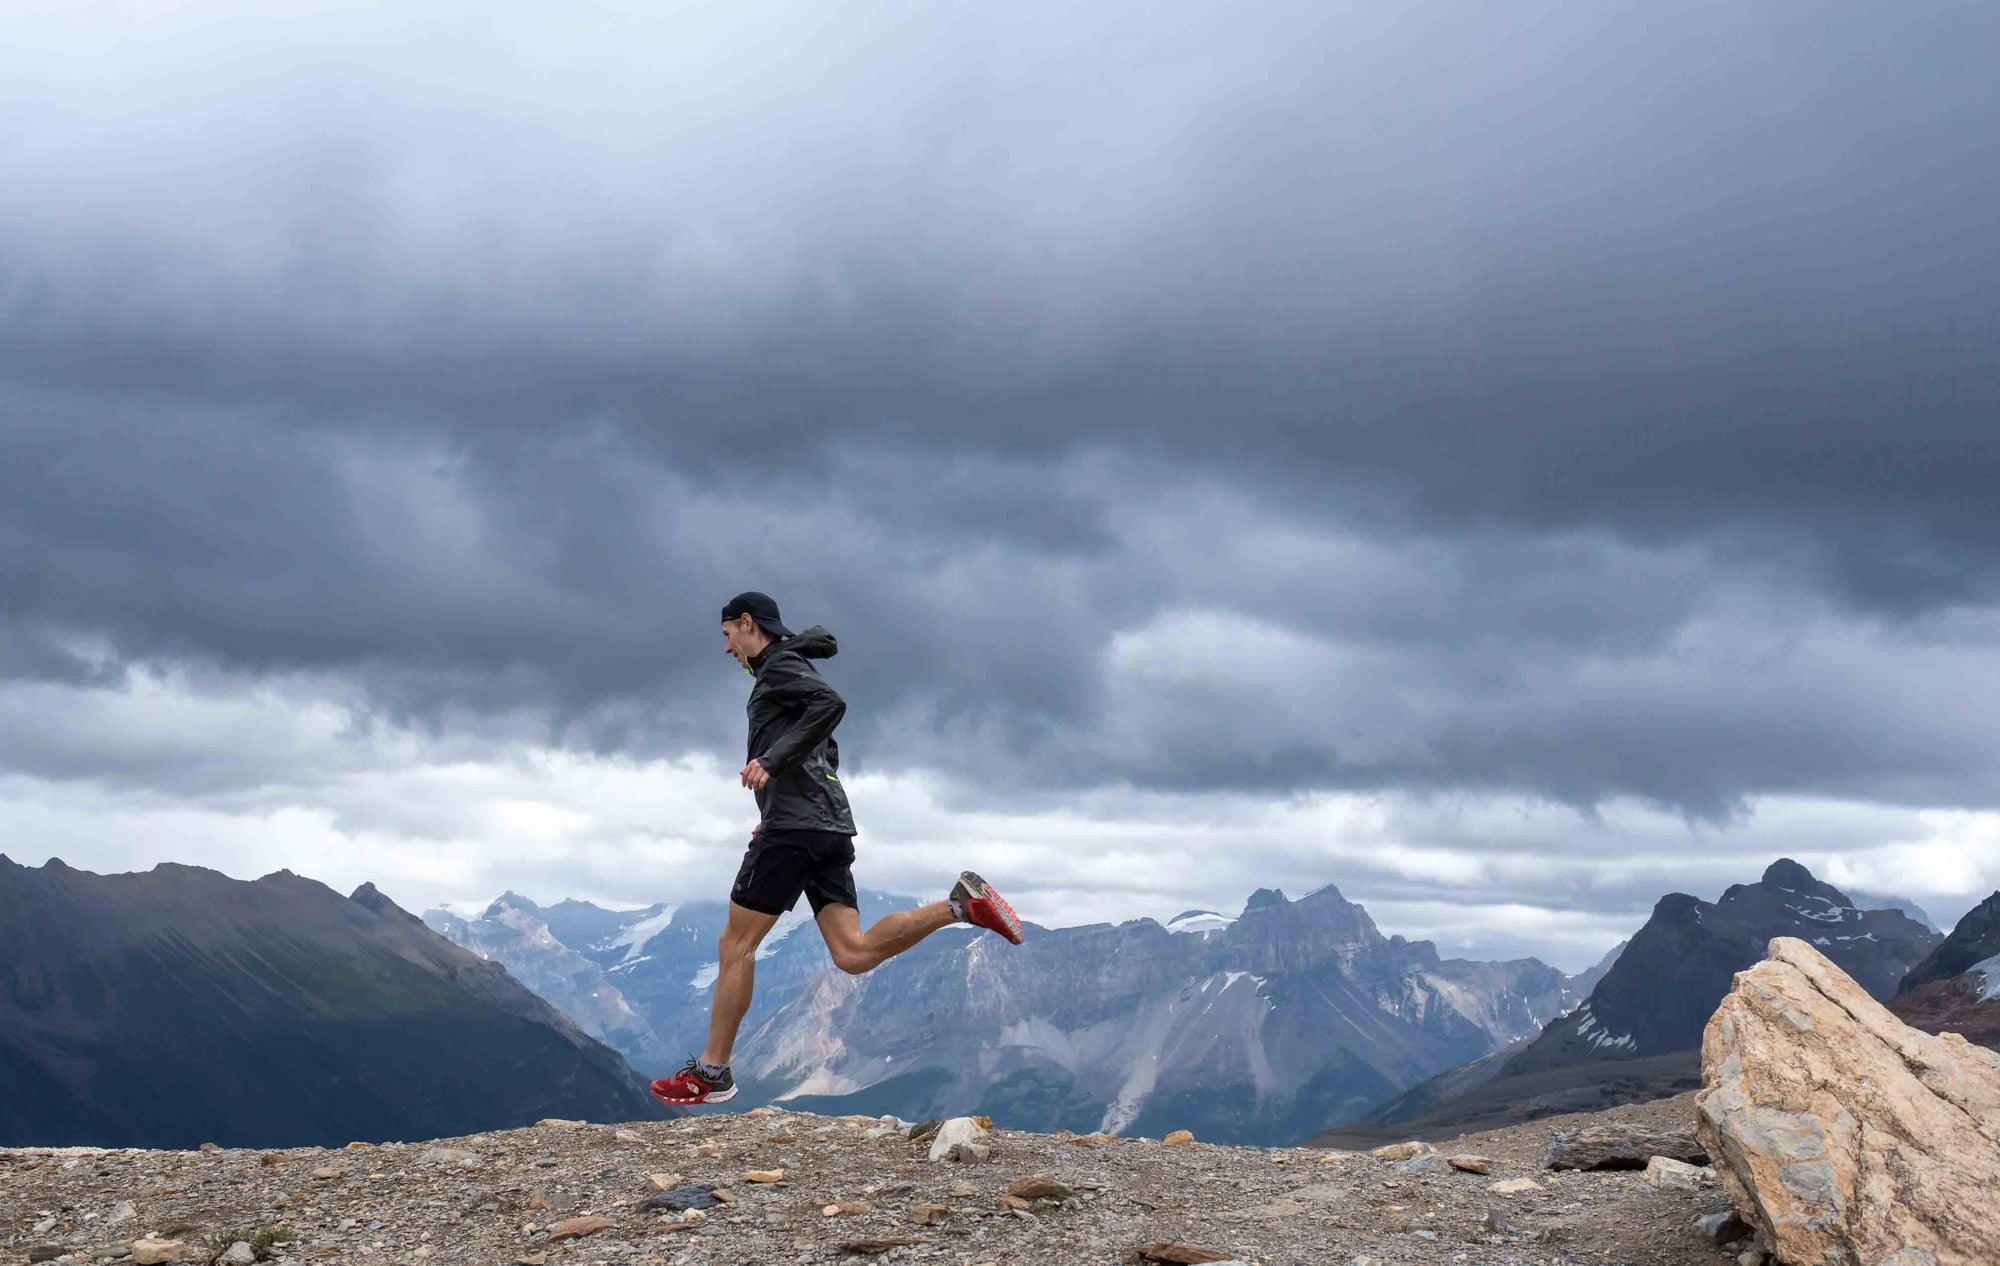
[744,626,857,834]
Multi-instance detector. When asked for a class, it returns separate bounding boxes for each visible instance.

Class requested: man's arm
[753,654,847,776]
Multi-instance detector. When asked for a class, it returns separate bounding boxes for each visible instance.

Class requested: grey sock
[948,897,968,923]
[696,1058,729,1081]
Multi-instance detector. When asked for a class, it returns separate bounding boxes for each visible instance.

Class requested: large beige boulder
[1696,936,2000,1266]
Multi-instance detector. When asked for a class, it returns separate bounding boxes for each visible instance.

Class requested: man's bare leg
[702,901,780,1067]
[815,901,957,976]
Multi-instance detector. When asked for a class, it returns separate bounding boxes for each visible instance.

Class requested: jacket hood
[781,625,838,659]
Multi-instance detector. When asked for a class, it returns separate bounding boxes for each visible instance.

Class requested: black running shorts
[730,828,859,916]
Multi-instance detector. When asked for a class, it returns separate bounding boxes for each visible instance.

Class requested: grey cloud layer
[4,0,1999,818]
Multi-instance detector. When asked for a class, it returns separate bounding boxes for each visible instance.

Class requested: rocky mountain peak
[1242,887,1288,912]
[1651,892,1703,920]
[1758,857,1817,891]
[488,890,541,917]
[1493,858,1941,1087]
[349,881,421,924]
[1731,857,1857,918]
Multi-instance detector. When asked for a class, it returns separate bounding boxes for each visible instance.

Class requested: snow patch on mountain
[1572,1003,1637,1052]
[1165,910,1237,935]
[756,908,813,960]
[600,905,678,962]
[1973,952,2000,1003]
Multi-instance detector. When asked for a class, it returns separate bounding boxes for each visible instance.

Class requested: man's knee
[829,949,873,976]
[717,929,762,966]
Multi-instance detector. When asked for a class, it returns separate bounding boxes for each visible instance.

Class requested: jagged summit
[1757,857,1819,891]
[487,889,541,912]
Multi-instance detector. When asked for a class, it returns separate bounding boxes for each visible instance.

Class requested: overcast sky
[4,1,1998,969]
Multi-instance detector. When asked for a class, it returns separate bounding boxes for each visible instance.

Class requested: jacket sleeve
[754,654,847,776]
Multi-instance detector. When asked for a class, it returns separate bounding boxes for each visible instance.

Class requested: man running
[649,591,1024,1106]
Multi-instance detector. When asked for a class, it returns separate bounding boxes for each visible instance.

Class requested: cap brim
[758,618,795,641]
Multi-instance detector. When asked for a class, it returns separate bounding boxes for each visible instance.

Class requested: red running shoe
[952,871,1024,945]
[650,1057,737,1106]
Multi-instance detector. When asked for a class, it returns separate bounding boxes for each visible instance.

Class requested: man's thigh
[722,900,781,952]
[814,901,862,956]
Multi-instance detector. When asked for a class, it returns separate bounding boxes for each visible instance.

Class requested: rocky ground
[4,1093,1734,1266]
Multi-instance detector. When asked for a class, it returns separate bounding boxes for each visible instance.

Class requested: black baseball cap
[720,591,794,641]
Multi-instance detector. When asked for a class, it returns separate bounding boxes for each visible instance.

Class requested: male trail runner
[648,591,1024,1105]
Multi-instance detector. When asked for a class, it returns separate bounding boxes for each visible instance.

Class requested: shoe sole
[954,870,1024,944]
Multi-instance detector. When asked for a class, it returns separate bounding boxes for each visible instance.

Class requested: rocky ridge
[2,1095,1737,1266]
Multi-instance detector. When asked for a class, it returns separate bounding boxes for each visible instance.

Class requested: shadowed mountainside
[0,857,669,1149]
[1891,889,2000,1050]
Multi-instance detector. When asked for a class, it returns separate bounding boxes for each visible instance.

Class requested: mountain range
[425,882,1595,1145]
[422,887,915,1080]
[0,856,669,1149]
[1313,858,1945,1141]
[12,848,1982,1153]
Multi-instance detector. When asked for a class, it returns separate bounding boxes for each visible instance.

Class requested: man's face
[722,614,763,668]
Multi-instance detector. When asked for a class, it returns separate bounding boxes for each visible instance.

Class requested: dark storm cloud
[4,0,1999,815]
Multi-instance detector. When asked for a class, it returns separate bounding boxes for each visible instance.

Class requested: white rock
[927,1117,990,1163]
[420,1147,479,1168]
[218,1242,256,1266]
[106,1201,137,1225]
[1642,1155,1713,1191]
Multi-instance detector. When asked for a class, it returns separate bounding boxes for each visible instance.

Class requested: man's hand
[740,759,771,791]
[750,821,763,837]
